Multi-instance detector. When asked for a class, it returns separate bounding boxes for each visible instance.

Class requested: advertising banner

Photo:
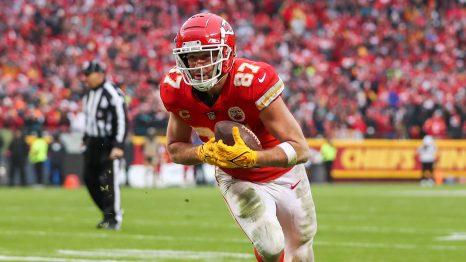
[147,137,466,180]
[308,139,466,179]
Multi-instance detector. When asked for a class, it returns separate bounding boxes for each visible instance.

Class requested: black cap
[82,61,105,76]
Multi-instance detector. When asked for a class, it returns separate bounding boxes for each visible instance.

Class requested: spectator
[142,128,160,186]
[320,135,337,183]
[28,131,48,185]
[123,131,135,186]
[0,133,4,164]
[417,135,437,186]
[0,1,464,139]
[7,130,29,186]
[423,109,447,139]
[48,133,67,185]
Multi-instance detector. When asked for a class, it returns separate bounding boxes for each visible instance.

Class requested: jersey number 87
[233,63,260,87]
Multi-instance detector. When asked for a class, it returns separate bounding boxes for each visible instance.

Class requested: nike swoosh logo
[258,73,266,83]
[290,180,301,190]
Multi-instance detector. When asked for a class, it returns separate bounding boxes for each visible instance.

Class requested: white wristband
[277,142,298,166]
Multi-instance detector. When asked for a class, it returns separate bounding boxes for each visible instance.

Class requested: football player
[160,13,317,262]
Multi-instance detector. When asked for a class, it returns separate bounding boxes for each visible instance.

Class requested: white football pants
[216,164,317,262]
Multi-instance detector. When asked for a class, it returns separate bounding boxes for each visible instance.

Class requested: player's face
[186,51,218,80]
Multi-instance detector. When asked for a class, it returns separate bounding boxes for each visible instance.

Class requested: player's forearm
[166,142,202,165]
[256,141,309,168]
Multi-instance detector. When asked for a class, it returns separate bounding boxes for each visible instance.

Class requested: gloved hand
[214,127,257,168]
[196,137,217,165]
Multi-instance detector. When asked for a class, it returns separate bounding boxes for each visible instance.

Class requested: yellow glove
[196,138,217,165]
[214,127,257,168]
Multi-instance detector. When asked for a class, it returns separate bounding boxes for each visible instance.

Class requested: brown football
[214,121,262,150]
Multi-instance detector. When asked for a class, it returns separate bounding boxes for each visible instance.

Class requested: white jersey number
[233,62,260,87]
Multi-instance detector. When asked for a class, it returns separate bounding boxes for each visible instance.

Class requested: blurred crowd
[0,0,464,139]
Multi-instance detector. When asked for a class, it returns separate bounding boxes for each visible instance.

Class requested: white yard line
[3,225,466,245]
[317,224,453,235]
[0,249,254,262]
[128,219,238,229]
[0,239,464,262]
[0,216,237,229]
[388,190,466,197]
[0,216,452,235]
[58,249,253,260]
[0,229,248,244]
[1,228,464,262]
[437,232,466,241]
[316,240,465,251]
[0,255,123,262]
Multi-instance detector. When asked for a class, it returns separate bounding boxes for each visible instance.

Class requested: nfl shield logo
[206,112,216,120]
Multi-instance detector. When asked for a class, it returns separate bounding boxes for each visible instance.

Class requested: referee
[81,61,128,230]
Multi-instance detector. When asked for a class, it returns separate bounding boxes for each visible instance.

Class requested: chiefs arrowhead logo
[228,107,245,122]
[221,20,234,36]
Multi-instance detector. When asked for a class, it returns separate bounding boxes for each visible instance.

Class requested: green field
[1,184,466,262]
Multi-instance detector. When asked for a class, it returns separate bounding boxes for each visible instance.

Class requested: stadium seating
[0,0,464,139]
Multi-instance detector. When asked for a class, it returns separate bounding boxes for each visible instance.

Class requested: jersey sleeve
[251,63,285,111]
[159,67,183,113]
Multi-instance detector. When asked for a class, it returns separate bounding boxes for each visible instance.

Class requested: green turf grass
[0,183,465,261]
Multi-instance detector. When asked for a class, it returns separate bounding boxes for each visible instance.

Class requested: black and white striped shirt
[83,81,128,148]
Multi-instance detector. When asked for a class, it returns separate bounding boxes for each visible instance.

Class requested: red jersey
[160,58,292,182]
